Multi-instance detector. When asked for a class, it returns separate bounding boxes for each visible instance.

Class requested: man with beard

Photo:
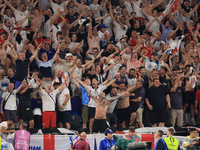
[126,68,137,86]
[129,77,145,128]
[74,75,117,133]
[117,82,137,128]
[105,87,125,127]
[101,42,117,57]
[121,49,142,72]
[159,66,169,89]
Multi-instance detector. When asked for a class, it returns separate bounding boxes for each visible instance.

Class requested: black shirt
[141,75,148,91]
[15,59,30,81]
[146,85,168,110]
[26,51,38,72]
[156,139,166,150]
[18,88,34,108]
[59,48,69,59]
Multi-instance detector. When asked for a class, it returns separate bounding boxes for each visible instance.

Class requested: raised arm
[102,0,108,15]
[70,76,80,88]
[166,25,179,41]
[88,18,93,38]
[5,0,15,12]
[72,74,87,87]
[57,77,69,91]
[109,4,115,22]
[0,4,6,17]
[10,44,18,61]
[152,0,164,8]
[52,44,61,62]
[105,77,117,87]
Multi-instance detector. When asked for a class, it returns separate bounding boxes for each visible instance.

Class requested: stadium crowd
[0,0,199,136]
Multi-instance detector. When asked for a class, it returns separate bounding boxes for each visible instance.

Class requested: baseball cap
[151,52,158,56]
[98,92,105,98]
[120,35,128,40]
[65,53,73,58]
[86,23,90,28]
[160,41,165,45]
[100,24,108,28]
[105,128,113,134]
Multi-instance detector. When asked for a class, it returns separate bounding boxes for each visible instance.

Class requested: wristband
[62,103,65,106]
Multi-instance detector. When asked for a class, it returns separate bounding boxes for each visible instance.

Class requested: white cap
[160,41,165,45]
[65,53,73,58]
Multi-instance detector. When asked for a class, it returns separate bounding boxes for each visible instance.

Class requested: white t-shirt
[113,21,128,42]
[105,93,122,113]
[89,4,102,22]
[3,15,15,25]
[39,89,59,112]
[108,59,121,80]
[86,85,107,108]
[2,90,17,110]
[50,23,62,41]
[0,121,7,133]
[57,87,71,111]
[144,57,158,77]
[147,15,163,33]
[125,75,137,86]
[98,30,105,39]
[51,1,68,14]
[14,9,29,27]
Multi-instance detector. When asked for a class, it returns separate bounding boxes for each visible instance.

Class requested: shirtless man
[91,92,111,133]
[121,49,142,72]
[142,0,164,16]
[73,0,91,17]
[183,66,196,125]
[117,82,136,128]
[88,18,100,51]
[30,8,43,32]
[0,31,12,66]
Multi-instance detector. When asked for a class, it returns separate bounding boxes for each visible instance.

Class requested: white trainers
[191,118,196,126]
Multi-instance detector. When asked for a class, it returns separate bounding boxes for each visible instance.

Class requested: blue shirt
[161,24,172,42]
[79,85,89,105]
[40,48,55,61]
[99,137,116,150]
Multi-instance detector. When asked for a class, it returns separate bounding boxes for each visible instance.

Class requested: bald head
[80,132,86,140]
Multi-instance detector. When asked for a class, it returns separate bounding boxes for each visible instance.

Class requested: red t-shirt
[141,46,153,59]
[71,139,89,150]
[57,18,70,24]
[130,37,137,47]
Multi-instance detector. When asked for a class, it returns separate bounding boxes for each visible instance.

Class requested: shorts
[19,107,34,121]
[42,111,56,128]
[4,109,16,121]
[136,108,143,122]
[149,108,167,124]
[117,106,136,123]
[57,111,71,123]
[92,119,107,133]
[82,105,88,123]
[183,91,195,105]
[130,102,139,112]
[88,107,95,119]
[107,112,117,124]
